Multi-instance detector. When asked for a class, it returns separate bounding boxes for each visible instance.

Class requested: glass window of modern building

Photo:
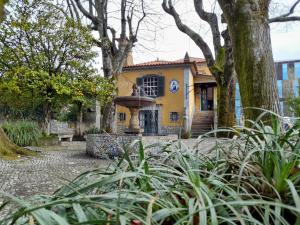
[295,62,300,79]
[282,63,288,80]
[294,80,299,97]
[280,102,284,115]
[277,80,283,98]
[235,83,242,124]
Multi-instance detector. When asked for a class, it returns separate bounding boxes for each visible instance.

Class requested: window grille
[143,76,158,97]
[170,112,179,122]
[118,112,126,121]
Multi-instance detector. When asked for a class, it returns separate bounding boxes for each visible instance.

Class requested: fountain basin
[114,96,155,108]
[114,95,156,134]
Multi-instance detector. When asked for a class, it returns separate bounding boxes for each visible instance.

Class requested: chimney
[184,52,190,63]
[124,51,134,66]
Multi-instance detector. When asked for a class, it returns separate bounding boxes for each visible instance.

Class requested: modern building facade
[275,60,300,116]
[235,59,300,123]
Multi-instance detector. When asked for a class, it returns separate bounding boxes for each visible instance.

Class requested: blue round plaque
[169,79,179,93]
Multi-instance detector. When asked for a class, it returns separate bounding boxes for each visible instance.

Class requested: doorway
[139,110,158,135]
[200,86,214,111]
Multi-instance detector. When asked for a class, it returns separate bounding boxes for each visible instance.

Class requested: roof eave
[122,62,195,71]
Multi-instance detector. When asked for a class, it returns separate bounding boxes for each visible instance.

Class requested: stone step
[192,120,213,123]
[192,117,213,120]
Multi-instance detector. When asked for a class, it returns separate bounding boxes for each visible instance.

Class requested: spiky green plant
[2,121,42,146]
[0,111,299,225]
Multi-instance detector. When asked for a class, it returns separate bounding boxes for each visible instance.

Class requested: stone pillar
[183,108,189,132]
[129,108,139,130]
[95,100,101,130]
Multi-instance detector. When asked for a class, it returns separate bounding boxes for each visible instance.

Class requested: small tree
[69,76,115,135]
[0,0,97,133]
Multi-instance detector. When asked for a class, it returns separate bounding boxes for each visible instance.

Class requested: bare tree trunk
[217,77,236,128]
[216,28,236,129]
[101,101,114,133]
[43,104,51,135]
[219,0,280,123]
[77,103,83,136]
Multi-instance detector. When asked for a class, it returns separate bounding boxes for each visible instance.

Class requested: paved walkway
[0,138,217,200]
[0,142,109,199]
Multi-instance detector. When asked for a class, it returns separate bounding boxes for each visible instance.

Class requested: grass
[0,112,299,224]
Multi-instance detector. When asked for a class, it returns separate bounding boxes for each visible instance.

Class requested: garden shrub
[2,121,42,146]
[85,126,102,134]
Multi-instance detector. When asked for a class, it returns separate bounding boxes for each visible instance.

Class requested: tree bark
[77,103,83,136]
[101,101,114,133]
[219,1,280,123]
[217,77,236,129]
[43,104,51,135]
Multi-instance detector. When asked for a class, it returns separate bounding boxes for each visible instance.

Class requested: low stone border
[86,134,142,159]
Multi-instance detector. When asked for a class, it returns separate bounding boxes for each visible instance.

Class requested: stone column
[129,108,140,130]
[95,100,101,130]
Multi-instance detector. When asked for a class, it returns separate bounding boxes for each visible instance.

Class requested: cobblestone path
[0,138,215,199]
[0,138,216,218]
[0,142,108,199]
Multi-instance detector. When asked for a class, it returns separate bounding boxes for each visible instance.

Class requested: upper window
[137,75,165,97]
[143,76,158,97]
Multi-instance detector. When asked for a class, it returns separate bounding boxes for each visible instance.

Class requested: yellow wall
[116,67,187,130]
[196,62,211,75]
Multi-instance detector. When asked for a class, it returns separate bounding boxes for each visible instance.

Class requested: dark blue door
[139,110,158,135]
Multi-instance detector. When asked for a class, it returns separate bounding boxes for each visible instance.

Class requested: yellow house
[116,53,217,137]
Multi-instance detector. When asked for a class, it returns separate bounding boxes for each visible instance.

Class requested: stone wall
[160,126,182,135]
[86,134,142,159]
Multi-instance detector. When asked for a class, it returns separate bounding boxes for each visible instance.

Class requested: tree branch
[134,0,146,38]
[69,0,80,22]
[120,0,127,39]
[217,0,235,21]
[162,0,215,67]
[269,0,300,23]
[194,0,221,56]
[74,0,98,24]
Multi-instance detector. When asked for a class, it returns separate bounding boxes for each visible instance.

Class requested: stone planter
[86,134,142,159]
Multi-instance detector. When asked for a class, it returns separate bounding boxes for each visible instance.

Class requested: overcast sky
[126,0,300,64]
[92,0,300,67]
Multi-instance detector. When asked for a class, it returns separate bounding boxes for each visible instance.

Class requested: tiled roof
[124,57,206,69]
